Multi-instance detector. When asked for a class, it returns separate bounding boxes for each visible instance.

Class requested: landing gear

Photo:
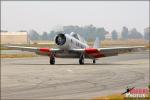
[79,54,84,65]
[50,54,55,65]
[93,59,96,64]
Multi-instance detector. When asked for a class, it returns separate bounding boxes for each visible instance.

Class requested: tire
[93,59,96,64]
[79,58,84,65]
[50,58,55,65]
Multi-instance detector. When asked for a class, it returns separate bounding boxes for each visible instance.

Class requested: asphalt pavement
[1,50,149,99]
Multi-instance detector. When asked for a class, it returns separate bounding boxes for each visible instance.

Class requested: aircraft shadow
[12,63,137,66]
[54,63,136,66]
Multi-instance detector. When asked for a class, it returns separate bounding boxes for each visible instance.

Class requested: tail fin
[93,37,100,48]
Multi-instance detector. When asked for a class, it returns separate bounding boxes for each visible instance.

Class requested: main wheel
[50,57,55,65]
[79,58,84,64]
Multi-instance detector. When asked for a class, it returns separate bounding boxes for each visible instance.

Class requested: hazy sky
[1,1,149,34]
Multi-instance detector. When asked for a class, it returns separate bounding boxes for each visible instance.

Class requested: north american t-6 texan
[6,32,144,65]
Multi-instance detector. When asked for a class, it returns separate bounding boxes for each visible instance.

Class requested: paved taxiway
[1,51,149,99]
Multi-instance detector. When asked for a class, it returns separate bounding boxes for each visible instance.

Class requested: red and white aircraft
[6,32,144,65]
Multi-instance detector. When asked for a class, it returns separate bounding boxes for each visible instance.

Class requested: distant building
[144,27,150,33]
[105,32,122,40]
[0,30,8,32]
[117,32,122,39]
[0,32,29,44]
[105,33,112,40]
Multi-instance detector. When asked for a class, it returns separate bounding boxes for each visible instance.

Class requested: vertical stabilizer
[93,37,100,48]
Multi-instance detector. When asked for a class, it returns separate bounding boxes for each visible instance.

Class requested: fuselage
[54,32,89,58]
[55,33,89,50]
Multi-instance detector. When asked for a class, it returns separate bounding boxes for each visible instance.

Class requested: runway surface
[1,51,149,99]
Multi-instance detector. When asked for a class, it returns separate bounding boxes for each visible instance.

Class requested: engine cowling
[55,33,66,46]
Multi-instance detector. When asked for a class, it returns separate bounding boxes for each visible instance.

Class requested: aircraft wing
[87,46,144,58]
[99,46,145,55]
[5,45,145,58]
[71,46,145,59]
[4,45,60,56]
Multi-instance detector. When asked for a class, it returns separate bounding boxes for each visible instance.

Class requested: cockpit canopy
[70,32,79,40]
[70,32,86,43]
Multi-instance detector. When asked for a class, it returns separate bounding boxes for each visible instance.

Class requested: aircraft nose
[55,33,66,46]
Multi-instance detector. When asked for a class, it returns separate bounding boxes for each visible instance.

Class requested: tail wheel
[93,59,96,64]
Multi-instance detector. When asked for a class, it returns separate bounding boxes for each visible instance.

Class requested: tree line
[28,25,149,41]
